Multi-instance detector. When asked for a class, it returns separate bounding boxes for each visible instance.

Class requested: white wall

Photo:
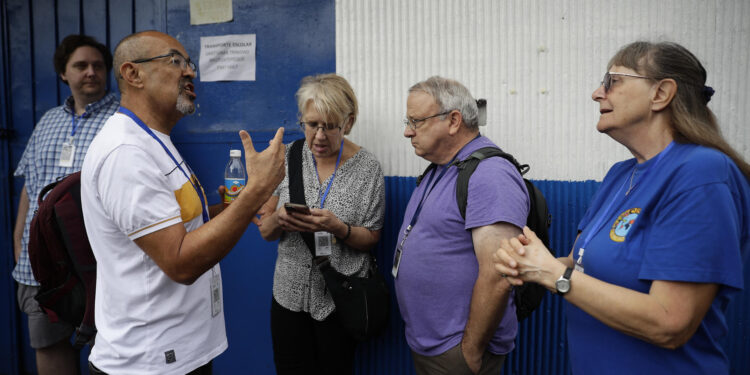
[336,0,750,180]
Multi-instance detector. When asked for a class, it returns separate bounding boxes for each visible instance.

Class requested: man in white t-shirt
[80,31,285,375]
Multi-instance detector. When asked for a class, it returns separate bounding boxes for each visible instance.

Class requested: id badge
[314,231,333,256]
[391,247,403,278]
[574,248,585,273]
[210,267,222,317]
[59,140,75,167]
[392,225,411,279]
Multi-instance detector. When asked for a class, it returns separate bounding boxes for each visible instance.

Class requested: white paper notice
[190,0,233,25]
[199,34,256,82]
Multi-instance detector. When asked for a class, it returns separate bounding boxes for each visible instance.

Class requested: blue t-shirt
[568,143,750,374]
[393,135,530,356]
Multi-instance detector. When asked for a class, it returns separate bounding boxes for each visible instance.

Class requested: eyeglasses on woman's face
[600,71,652,93]
[299,121,342,135]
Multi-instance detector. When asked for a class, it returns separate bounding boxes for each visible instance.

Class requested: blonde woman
[259,74,385,375]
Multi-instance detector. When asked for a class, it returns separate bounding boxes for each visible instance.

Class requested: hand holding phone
[284,202,311,215]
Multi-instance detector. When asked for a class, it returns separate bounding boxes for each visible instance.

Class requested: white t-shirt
[81,112,227,374]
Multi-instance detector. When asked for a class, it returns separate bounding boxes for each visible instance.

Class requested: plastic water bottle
[224,149,246,205]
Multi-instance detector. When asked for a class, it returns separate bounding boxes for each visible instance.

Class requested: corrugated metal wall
[337,0,750,180]
[337,1,750,375]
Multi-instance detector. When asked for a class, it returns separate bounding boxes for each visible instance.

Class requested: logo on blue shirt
[610,208,641,242]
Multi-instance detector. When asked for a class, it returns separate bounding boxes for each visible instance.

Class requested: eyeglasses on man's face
[299,121,342,135]
[131,52,197,73]
[403,111,451,131]
[600,71,652,93]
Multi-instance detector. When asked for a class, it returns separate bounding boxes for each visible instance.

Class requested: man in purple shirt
[393,76,529,375]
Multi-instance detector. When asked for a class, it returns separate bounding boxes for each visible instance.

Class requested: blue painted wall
[1,1,749,375]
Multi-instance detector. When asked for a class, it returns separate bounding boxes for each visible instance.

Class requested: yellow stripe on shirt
[173,174,208,223]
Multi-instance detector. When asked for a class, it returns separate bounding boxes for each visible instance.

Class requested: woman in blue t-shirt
[494,41,750,374]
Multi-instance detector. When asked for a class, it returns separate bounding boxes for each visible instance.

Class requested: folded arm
[461,222,519,373]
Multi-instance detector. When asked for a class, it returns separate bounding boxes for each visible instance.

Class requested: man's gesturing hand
[240,128,286,198]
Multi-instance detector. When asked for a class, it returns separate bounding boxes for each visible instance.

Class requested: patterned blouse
[272,141,385,320]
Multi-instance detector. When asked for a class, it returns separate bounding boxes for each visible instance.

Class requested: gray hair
[408,76,479,129]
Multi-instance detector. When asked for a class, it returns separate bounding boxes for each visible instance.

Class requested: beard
[176,79,196,115]
[176,93,195,115]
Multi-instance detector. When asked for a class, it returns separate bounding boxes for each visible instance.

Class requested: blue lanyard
[312,138,345,209]
[70,111,88,137]
[118,106,209,223]
[575,142,675,263]
[408,158,456,229]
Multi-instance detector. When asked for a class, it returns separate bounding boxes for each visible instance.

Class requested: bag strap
[288,139,317,257]
[416,163,437,186]
[36,174,70,206]
[454,147,529,220]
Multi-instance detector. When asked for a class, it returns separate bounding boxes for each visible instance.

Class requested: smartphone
[284,202,311,215]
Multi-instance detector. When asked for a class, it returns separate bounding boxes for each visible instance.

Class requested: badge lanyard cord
[575,142,675,269]
[312,137,345,209]
[311,138,345,293]
[70,111,88,137]
[399,157,456,247]
[118,107,209,224]
[62,112,88,166]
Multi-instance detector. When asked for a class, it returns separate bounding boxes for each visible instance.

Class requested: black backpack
[27,172,97,349]
[418,147,552,321]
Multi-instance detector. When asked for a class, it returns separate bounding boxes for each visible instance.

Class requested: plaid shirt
[13,93,119,285]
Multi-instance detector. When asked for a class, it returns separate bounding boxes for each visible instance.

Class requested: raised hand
[239,128,286,198]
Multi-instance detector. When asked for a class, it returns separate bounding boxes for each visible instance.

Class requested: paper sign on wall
[190,0,233,25]
[199,34,256,82]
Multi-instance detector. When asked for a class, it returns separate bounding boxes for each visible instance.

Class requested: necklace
[625,166,637,195]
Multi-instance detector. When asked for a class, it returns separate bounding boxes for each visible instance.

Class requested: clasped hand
[493,226,562,290]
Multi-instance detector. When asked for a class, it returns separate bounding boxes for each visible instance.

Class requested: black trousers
[270,297,357,375]
[89,360,212,374]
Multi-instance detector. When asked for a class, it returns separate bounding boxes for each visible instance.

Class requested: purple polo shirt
[394,136,529,356]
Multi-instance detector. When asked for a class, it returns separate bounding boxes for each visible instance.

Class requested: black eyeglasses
[131,52,197,72]
[601,72,651,92]
[403,111,451,131]
[298,121,342,135]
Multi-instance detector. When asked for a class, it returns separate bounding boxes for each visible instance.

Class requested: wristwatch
[555,267,574,295]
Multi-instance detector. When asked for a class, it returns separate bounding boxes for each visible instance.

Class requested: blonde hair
[609,41,749,178]
[295,74,358,135]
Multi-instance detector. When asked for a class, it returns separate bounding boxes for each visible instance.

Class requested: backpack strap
[454,147,529,220]
[416,163,437,186]
[36,175,67,206]
[288,139,316,257]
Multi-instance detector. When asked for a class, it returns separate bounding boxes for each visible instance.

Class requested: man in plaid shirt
[12,34,119,375]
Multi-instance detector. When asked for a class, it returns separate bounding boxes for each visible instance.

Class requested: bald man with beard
[80,31,286,375]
